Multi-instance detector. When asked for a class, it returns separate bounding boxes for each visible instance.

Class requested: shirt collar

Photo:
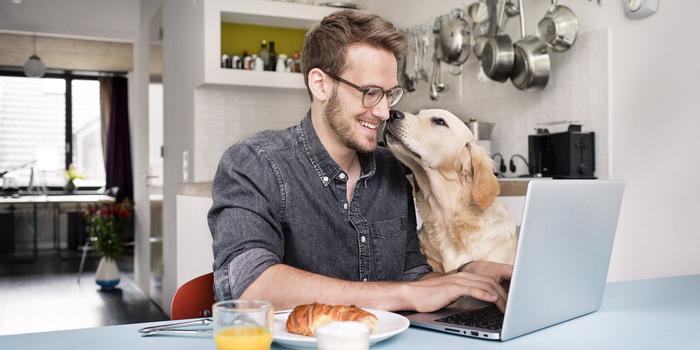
[298,111,376,187]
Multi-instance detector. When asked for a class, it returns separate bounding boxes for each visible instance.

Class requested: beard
[324,87,377,153]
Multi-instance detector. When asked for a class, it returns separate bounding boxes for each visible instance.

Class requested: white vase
[95,257,120,289]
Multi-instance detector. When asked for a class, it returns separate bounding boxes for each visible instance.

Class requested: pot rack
[399,0,600,96]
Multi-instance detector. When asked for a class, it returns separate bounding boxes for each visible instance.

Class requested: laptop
[405,180,625,341]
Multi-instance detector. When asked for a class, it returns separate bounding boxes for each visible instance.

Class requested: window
[0,72,105,188]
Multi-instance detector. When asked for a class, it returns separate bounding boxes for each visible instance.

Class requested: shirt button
[361,235,366,243]
[338,172,346,180]
[362,278,368,282]
[322,176,329,182]
[343,203,348,210]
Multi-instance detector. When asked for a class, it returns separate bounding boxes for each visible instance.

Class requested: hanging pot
[433,9,471,72]
[537,0,579,52]
[510,0,550,90]
[480,0,514,83]
[467,1,490,59]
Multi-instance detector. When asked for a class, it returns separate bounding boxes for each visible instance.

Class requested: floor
[0,249,168,336]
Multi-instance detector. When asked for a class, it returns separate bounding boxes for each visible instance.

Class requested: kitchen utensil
[537,0,579,52]
[433,9,471,71]
[466,118,495,140]
[510,0,550,90]
[468,0,491,59]
[321,1,359,9]
[480,0,514,82]
[413,31,429,82]
[404,32,418,87]
[398,54,415,92]
[466,1,489,25]
[504,0,519,18]
[429,54,440,100]
[139,318,213,336]
[435,56,446,92]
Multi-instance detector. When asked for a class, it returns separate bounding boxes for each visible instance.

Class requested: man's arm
[241,263,507,312]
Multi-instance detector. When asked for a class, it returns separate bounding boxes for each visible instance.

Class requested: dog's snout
[389,110,405,122]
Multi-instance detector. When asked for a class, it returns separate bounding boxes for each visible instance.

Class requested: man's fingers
[465,286,498,303]
[455,272,507,302]
[499,264,513,281]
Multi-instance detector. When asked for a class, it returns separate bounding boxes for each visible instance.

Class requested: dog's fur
[385,109,517,273]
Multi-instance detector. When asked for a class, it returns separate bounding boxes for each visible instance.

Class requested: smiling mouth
[359,120,379,130]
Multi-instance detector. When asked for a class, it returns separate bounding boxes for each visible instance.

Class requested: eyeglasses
[321,69,405,108]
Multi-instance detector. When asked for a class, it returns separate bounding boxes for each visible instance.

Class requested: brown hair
[301,10,407,100]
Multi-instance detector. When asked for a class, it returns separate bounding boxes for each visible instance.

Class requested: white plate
[273,308,410,349]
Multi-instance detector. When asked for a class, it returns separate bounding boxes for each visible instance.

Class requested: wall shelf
[202,0,338,89]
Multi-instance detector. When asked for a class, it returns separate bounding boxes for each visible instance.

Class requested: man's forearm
[240,264,414,311]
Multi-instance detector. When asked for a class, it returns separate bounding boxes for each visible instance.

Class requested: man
[208,10,511,313]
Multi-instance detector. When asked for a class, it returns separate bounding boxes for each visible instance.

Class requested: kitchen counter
[179,179,537,198]
[178,183,213,198]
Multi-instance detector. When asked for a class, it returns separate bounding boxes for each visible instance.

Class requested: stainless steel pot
[537,0,579,52]
[510,0,550,90]
[434,9,471,69]
[481,0,514,83]
[467,1,490,59]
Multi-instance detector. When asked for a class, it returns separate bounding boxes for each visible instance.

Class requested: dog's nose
[389,110,405,121]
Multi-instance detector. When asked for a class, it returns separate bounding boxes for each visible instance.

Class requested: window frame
[0,68,125,191]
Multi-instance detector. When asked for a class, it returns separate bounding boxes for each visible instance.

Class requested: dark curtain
[104,77,133,202]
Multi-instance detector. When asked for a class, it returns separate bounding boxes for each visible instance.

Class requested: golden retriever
[384,109,517,273]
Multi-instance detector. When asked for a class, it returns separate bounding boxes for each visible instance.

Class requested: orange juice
[214,326,273,350]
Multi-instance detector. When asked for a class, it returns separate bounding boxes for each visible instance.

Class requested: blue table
[2,275,699,350]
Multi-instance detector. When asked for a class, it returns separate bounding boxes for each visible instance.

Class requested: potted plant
[64,164,85,193]
[83,198,133,289]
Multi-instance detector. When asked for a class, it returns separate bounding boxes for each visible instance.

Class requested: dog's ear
[466,141,500,210]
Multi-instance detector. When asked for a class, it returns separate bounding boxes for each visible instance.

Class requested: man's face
[324,44,398,153]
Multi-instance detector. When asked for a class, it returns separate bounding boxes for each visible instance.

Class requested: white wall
[128,0,163,302]
[162,0,205,313]
[0,0,140,42]
[368,1,700,282]
[193,87,310,181]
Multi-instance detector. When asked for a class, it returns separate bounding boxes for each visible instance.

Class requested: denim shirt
[208,113,431,301]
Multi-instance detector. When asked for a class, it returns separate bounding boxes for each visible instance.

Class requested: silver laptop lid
[501,180,625,341]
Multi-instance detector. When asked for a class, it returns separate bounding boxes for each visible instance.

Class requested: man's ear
[467,142,500,210]
[308,68,331,102]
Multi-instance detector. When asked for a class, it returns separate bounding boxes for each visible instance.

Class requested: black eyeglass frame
[320,69,404,108]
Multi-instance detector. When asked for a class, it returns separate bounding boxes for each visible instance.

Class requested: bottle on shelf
[259,40,270,71]
[276,54,287,73]
[268,41,278,72]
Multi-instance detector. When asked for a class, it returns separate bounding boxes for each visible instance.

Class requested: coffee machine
[528,124,596,179]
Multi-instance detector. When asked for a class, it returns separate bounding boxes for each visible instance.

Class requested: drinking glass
[212,300,274,350]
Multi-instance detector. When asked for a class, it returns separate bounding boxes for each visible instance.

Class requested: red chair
[170,272,216,320]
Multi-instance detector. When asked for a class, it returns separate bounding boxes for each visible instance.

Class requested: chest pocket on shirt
[370,216,407,280]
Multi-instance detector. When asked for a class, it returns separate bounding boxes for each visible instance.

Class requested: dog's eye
[431,117,448,127]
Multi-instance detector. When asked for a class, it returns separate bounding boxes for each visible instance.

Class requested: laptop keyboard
[435,305,504,330]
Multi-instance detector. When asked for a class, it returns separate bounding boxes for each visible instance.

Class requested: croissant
[285,303,378,336]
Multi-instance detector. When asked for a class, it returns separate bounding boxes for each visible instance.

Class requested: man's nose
[389,110,405,122]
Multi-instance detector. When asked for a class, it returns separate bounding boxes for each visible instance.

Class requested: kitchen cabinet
[175,193,213,287]
[202,0,337,89]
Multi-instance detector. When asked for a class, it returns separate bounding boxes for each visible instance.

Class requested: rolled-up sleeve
[208,141,285,301]
[399,182,432,281]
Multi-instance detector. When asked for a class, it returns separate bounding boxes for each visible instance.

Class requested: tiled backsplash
[396,29,610,178]
[194,29,609,181]
[194,87,309,182]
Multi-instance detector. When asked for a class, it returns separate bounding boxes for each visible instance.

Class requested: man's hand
[460,261,513,283]
[404,271,508,313]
